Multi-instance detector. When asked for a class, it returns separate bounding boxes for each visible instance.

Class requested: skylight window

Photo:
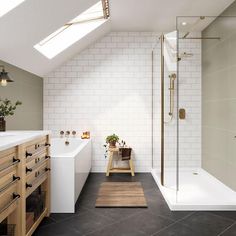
[0,0,25,17]
[34,0,110,59]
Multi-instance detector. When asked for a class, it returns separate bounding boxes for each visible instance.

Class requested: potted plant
[106,134,119,148]
[0,98,22,131]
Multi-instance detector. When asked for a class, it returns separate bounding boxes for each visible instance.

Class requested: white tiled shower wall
[44,32,201,172]
[178,33,202,168]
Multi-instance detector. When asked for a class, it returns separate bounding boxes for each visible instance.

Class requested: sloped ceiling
[0,0,234,76]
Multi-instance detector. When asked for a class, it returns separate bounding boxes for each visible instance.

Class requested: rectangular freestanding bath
[50,138,91,213]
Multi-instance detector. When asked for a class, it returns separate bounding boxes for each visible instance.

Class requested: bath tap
[60,130,64,138]
[65,131,70,137]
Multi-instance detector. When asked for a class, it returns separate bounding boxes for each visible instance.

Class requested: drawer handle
[26,167,32,173]
[45,167,51,172]
[13,157,20,162]
[0,176,20,193]
[26,183,32,188]
[45,155,51,159]
[13,176,20,181]
[45,143,51,147]
[0,158,20,173]
[35,171,40,177]
[26,151,33,157]
[13,193,20,199]
[0,193,20,214]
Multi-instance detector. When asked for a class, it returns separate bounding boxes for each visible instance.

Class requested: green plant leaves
[106,133,119,143]
[0,98,22,117]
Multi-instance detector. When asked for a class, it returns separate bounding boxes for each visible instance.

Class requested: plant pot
[109,141,116,148]
[0,117,6,132]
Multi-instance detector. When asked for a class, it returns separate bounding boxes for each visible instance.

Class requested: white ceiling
[0,0,234,76]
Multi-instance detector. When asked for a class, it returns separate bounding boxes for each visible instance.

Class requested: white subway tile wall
[44,32,201,172]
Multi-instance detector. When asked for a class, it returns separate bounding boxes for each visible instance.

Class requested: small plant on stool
[103,134,119,158]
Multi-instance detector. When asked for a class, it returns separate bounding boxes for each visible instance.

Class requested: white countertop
[0,130,51,151]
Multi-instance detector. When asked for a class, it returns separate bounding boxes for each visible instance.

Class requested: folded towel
[119,148,132,161]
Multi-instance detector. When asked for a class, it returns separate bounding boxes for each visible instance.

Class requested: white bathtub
[50,138,91,213]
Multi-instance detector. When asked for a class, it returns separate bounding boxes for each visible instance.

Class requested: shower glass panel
[163,31,178,194]
[151,31,178,205]
[176,15,236,209]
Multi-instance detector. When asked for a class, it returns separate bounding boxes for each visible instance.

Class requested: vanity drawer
[25,137,50,158]
[26,161,50,186]
[0,183,18,210]
[0,170,20,192]
[0,147,17,160]
[0,147,17,168]
[0,153,20,179]
[0,191,20,223]
[26,161,50,197]
[26,151,50,173]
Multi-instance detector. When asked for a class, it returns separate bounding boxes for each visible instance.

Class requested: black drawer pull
[13,176,20,181]
[45,167,51,172]
[13,157,20,163]
[26,167,32,173]
[45,143,51,147]
[13,193,20,199]
[45,155,51,159]
[0,193,20,214]
[26,183,32,188]
[26,151,33,157]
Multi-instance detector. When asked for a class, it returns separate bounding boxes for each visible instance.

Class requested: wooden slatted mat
[95,182,147,208]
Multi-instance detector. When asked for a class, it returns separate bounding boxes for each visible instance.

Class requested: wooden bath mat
[95,182,147,208]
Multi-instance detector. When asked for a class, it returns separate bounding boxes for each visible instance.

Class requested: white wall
[44,32,201,172]
[178,33,202,168]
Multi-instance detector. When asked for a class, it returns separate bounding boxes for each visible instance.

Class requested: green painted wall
[202,1,236,190]
[0,60,43,130]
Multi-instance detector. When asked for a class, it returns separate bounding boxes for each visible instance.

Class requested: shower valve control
[179,108,186,119]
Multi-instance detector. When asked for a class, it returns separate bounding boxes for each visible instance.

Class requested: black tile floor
[34,173,236,236]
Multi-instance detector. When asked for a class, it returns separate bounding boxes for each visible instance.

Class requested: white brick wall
[44,32,201,172]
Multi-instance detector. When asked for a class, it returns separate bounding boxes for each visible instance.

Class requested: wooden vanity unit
[0,131,51,236]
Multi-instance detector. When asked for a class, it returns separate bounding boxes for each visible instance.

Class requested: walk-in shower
[151,15,236,210]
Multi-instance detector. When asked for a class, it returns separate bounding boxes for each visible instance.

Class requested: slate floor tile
[154,222,202,236]
[90,206,143,221]
[116,211,174,235]
[180,212,234,236]
[209,211,236,221]
[87,221,146,236]
[221,223,236,236]
[63,211,115,235]
[33,222,82,236]
[50,213,79,223]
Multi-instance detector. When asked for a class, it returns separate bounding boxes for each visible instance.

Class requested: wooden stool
[106,147,135,176]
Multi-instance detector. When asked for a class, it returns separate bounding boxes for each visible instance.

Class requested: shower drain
[193,172,198,175]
